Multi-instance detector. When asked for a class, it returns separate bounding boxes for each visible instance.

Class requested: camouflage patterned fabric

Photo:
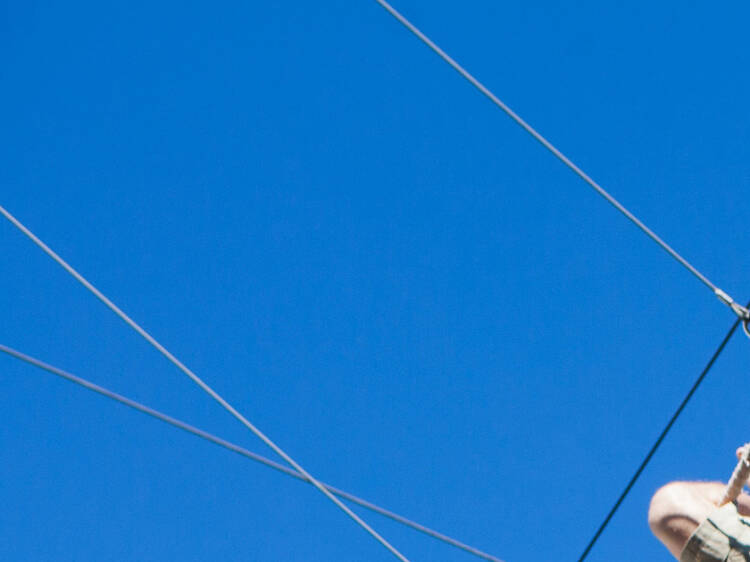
[681,502,750,562]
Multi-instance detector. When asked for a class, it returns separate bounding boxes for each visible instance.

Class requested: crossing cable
[0,343,504,562]
[0,205,409,562]
[373,0,750,325]
[576,306,747,561]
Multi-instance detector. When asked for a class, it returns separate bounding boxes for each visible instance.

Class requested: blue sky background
[3,1,750,560]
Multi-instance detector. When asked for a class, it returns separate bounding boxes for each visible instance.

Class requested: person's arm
[649,481,725,559]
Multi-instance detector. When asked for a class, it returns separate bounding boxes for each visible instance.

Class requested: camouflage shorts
[681,502,750,561]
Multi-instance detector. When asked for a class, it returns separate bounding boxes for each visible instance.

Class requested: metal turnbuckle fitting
[714,289,750,339]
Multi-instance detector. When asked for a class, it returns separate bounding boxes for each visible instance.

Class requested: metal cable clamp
[715,289,750,338]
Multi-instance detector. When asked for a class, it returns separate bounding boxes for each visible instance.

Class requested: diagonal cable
[576,307,745,561]
[373,0,748,322]
[0,343,503,562]
[370,1,750,557]
[0,204,409,562]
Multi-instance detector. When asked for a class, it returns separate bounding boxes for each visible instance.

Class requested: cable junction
[0,204,408,562]
[4,3,749,559]
[0,343,504,562]
[373,0,749,328]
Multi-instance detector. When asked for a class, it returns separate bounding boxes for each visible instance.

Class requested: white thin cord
[373,0,748,321]
[0,204,409,562]
[0,343,504,562]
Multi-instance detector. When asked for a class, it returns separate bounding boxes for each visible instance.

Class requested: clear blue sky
[3,1,750,560]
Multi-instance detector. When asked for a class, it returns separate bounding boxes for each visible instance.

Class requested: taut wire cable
[0,205,409,562]
[371,1,750,557]
[576,305,747,561]
[0,343,504,562]
[372,0,749,324]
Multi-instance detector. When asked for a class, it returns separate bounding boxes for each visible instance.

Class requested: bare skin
[648,447,750,559]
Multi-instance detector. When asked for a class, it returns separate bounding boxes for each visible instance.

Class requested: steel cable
[0,204,408,562]
[0,343,503,562]
[373,0,747,321]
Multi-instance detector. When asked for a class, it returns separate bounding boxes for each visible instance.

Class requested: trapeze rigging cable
[4,4,746,561]
[373,0,749,326]
[0,205,408,562]
[0,343,504,562]
[371,1,750,558]
[576,310,745,561]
